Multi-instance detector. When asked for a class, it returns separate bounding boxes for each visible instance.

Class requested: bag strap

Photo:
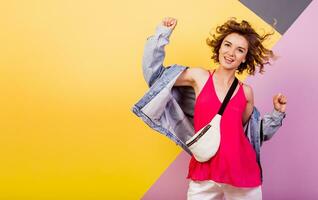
[217,77,238,116]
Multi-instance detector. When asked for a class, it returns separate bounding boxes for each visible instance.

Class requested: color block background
[0,0,315,199]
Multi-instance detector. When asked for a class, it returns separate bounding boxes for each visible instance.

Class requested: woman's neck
[214,67,236,86]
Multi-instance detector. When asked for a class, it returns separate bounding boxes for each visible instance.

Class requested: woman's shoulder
[185,67,211,87]
[241,82,254,101]
[241,82,253,91]
[186,66,210,78]
[187,66,210,73]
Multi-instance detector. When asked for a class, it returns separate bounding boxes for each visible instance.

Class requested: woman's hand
[161,17,177,30]
[273,93,287,113]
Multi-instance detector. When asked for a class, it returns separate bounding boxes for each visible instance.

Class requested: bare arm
[174,67,209,97]
[174,67,196,86]
[242,84,254,126]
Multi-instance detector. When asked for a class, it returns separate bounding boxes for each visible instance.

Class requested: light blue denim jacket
[131,24,286,182]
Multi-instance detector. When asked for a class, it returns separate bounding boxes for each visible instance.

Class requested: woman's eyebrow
[224,40,247,50]
[238,46,247,51]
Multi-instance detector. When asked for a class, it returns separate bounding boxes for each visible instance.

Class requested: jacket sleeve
[142,24,174,87]
[261,109,286,142]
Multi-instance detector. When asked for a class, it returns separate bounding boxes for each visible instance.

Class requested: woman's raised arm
[142,17,177,86]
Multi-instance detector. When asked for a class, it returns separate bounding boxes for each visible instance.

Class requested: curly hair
[206,18,275,75]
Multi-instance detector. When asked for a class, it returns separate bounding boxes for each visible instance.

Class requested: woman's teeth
[224,57,234,63]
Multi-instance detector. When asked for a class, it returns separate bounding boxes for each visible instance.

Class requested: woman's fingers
[280,95,287,104]
[274,93,287,105]
[162,17,177,28]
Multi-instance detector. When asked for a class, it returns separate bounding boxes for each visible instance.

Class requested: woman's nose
[228,48,235,57]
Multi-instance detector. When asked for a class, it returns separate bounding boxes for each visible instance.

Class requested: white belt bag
[186,77,238,162]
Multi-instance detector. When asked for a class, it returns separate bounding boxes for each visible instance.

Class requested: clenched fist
[161,17,177,30]
[273,93,287,113]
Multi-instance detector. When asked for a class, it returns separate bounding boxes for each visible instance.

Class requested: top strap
[208,69,216,76]
[217,77,238,116]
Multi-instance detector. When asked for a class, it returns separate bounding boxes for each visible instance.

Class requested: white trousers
[187,180,262,200]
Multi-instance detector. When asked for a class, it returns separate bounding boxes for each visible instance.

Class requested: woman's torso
[187,69,262,187]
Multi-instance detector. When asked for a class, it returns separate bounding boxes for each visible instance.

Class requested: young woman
[161,17,287,200]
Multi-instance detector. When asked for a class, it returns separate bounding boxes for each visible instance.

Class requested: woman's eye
[238,49,244,53]
[224,43,230,47]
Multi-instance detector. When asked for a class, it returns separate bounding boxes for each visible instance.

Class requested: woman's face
[218,32,248,70]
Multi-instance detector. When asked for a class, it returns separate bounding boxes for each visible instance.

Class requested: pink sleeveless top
[186,70,261,187]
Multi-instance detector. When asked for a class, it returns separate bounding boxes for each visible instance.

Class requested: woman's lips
[224,56,234,64]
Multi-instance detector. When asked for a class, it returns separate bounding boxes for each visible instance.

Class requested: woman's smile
[224,56,235,64]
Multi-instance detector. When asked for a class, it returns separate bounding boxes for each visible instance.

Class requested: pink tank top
[186,70,261,187]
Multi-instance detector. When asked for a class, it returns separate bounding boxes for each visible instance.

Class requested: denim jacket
[131,24,286,182]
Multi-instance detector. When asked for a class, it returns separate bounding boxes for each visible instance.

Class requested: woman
[161,17,287,200]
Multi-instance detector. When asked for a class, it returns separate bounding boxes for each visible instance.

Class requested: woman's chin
[219,63,237,71]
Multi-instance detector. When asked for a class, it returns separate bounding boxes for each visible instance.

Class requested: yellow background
[0,0,280,199]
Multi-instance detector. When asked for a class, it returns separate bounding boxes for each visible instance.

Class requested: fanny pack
[185,76,238,162]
